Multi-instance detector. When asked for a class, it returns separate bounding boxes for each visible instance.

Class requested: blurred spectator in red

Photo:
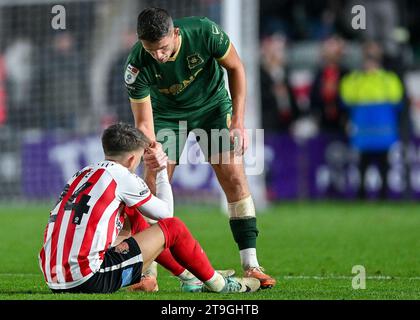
[339,40,404,199]
[260,33,298,133]
[310,35,348,135]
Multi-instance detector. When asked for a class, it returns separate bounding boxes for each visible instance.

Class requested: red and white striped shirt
[38,160,155,290]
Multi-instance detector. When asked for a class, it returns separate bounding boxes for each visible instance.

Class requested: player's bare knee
[221,174,249,200]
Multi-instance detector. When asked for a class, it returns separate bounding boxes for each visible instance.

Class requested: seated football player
[38,123,260,294]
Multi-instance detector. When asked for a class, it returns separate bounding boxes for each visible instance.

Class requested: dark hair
[102,123,151,156]
[137,7,173,42]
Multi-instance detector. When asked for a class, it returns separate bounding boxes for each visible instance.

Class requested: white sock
[204,272,226,292]
[177,269,200,283]
[144,261,158,277]
[240,248,259,270]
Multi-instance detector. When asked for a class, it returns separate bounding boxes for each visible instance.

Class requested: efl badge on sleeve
[125,64,140,84]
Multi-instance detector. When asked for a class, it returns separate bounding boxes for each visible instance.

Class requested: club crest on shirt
[125,64,139,84]
[187,53,204,69]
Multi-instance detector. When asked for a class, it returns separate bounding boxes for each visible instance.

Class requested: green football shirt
[124,16,232,120]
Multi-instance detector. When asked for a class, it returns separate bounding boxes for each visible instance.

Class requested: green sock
[229,217,259,250]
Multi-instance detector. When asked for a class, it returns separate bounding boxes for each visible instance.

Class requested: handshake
[143,141,169,172]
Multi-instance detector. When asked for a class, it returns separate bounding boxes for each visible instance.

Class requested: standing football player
[124,8,275,289]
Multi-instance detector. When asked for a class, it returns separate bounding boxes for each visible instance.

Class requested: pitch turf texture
[0,202,419,300]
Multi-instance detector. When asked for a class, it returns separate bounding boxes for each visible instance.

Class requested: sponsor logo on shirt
[158,68,203,95]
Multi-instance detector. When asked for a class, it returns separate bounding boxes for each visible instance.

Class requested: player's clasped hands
[230,126,249,156]
[144,141,168,172]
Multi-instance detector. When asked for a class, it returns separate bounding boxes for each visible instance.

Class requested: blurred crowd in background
[258,0,419,200]
[1,0,420,201]
[257,0,420,200]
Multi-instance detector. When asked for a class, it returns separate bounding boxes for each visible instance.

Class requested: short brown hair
[137,7,173,42]
[102,123,150,156]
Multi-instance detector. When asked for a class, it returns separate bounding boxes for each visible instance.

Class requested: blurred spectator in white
[107,29,137,124]
[3,38,33,129]
[339,40,404,199]
[310,35,349,135]
[260,33,298,133]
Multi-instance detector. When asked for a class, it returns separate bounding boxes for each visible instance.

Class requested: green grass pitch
[0,201,419,300]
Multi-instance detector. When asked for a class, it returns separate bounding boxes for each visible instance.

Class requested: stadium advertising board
[22,133,420,200]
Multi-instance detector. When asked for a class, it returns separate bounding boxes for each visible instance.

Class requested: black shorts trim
[51,237,143,294]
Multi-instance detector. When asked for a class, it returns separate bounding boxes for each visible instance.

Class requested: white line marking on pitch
[284,275,420,280]
[0,273,40,277]
[1,273,420,280]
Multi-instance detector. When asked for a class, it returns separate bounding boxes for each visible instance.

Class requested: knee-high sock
[228,196,259,251]
[154,249,185,276]
[229,217,259,250]
[158,217,215,282]
[126,209,185,276]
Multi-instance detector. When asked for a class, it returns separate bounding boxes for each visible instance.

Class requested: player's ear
[173,27,180,37]
[127,153,136,166]
[126,153,138,172]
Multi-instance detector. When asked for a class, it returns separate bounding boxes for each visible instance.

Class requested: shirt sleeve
[135,169,174,220]
[116,170,173,220]
[202,18,231,60]
[117,173,152,208]
[124,62,151,103]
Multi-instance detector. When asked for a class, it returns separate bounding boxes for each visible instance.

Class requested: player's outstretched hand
[144,142,168,172]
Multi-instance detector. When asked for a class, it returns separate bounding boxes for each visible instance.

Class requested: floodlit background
[0,0,419,300]
[0,0,419,206]
[0,0,420,207]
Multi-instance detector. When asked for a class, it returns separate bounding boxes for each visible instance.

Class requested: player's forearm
[227,67,246,125]
[136,122,156,141]
[155,168,174,215]
[131,100,156,140]
[139,169,173,220]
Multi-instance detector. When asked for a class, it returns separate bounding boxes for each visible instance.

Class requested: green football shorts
[154,102,234,164]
